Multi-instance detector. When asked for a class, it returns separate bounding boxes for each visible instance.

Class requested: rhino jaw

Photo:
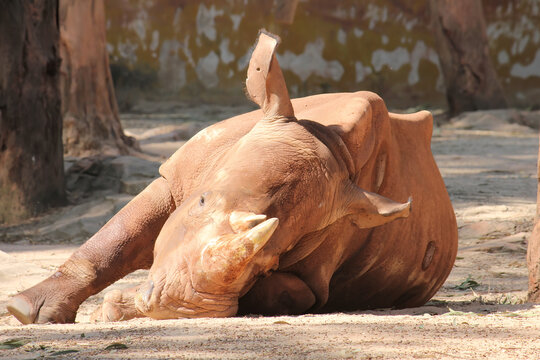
[201,217,279,284]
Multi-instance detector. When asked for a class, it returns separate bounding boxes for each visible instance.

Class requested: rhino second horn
[229,211,268,233]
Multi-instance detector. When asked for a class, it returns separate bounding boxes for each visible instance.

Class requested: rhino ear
[246,30,295,120]
[338,181,412,229]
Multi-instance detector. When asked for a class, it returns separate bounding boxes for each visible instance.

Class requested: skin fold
[7,31,457,324]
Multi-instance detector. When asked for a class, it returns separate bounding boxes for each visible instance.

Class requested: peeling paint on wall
[196,4,223,42]
[355,61,372,83]
[219,38,235,65]
[372,47,409,73]
[278,39,344,82]
[409,41,442,88]
[230,14,243,31]
[511,50,540,79]
[105,0,540,109]
[150,30,159,53]
[196,51,220,88]
[159,40,186,91]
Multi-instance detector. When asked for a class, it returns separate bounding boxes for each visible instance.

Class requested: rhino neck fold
[296,119,356,178]
[260,115,297,124]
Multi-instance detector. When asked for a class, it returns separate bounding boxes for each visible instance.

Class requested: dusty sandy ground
[0,108,539,359]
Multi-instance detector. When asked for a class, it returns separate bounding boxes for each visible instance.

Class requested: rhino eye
[199,195,205,207]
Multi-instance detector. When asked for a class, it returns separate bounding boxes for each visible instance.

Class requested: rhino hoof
[7,284,78,324]
[6,295,37,325]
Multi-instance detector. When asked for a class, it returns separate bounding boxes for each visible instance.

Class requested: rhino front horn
[201,217,279,284]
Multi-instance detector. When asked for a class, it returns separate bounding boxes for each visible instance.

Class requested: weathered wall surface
[483,0,540,109]
[105,0,540,110]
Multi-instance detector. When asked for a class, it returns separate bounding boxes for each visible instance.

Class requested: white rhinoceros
[7,31,457,323]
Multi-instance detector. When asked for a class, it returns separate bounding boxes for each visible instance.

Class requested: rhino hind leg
[238,272,316,316]
[90,287,143,322]
[7,178,176,324]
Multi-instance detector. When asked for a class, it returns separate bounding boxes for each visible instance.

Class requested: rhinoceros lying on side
[7,31,457,324]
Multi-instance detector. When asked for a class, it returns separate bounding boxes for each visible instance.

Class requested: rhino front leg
[7,177,176,324]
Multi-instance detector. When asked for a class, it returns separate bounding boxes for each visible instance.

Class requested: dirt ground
[0,108,539,359]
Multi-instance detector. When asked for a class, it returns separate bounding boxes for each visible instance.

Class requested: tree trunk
[429,0,507,115]
[0,0,65,224]
[528,140,540,302]
[60,0,134,157]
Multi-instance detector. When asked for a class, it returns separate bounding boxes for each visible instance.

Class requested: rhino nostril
[142,280,154,304]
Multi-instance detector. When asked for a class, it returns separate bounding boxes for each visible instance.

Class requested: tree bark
[0,0,65,224]
[429,0,507,115]
[528,139,540,302]
[60,0,134,157]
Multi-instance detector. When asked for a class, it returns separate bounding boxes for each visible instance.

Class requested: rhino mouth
[135,280,239,319]
[134,262,241,319]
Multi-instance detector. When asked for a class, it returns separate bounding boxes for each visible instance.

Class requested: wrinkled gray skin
[7,32,456,324]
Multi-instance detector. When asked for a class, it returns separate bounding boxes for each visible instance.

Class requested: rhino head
[134,31,411,319]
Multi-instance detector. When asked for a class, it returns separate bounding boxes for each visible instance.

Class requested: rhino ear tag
[340,182,412,229]
[246,30,295,120]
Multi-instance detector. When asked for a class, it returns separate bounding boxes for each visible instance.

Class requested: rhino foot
[7,279,79,324]
[90,288,142,322]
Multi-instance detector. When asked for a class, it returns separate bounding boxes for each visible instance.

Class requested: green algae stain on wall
[104,0,540,110]
[484,0,540,107]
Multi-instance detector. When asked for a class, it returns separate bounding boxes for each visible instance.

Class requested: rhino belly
[321,221,456,311]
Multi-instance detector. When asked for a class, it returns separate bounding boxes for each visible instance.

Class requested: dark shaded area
[110,62,158,111]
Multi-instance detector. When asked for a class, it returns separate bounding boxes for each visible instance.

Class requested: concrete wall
[105,0,540,110]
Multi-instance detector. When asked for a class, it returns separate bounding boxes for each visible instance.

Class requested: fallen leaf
[0,339,30,350]
[454,276,480,290]
[104,343,128,350]
[50,349,79,356]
